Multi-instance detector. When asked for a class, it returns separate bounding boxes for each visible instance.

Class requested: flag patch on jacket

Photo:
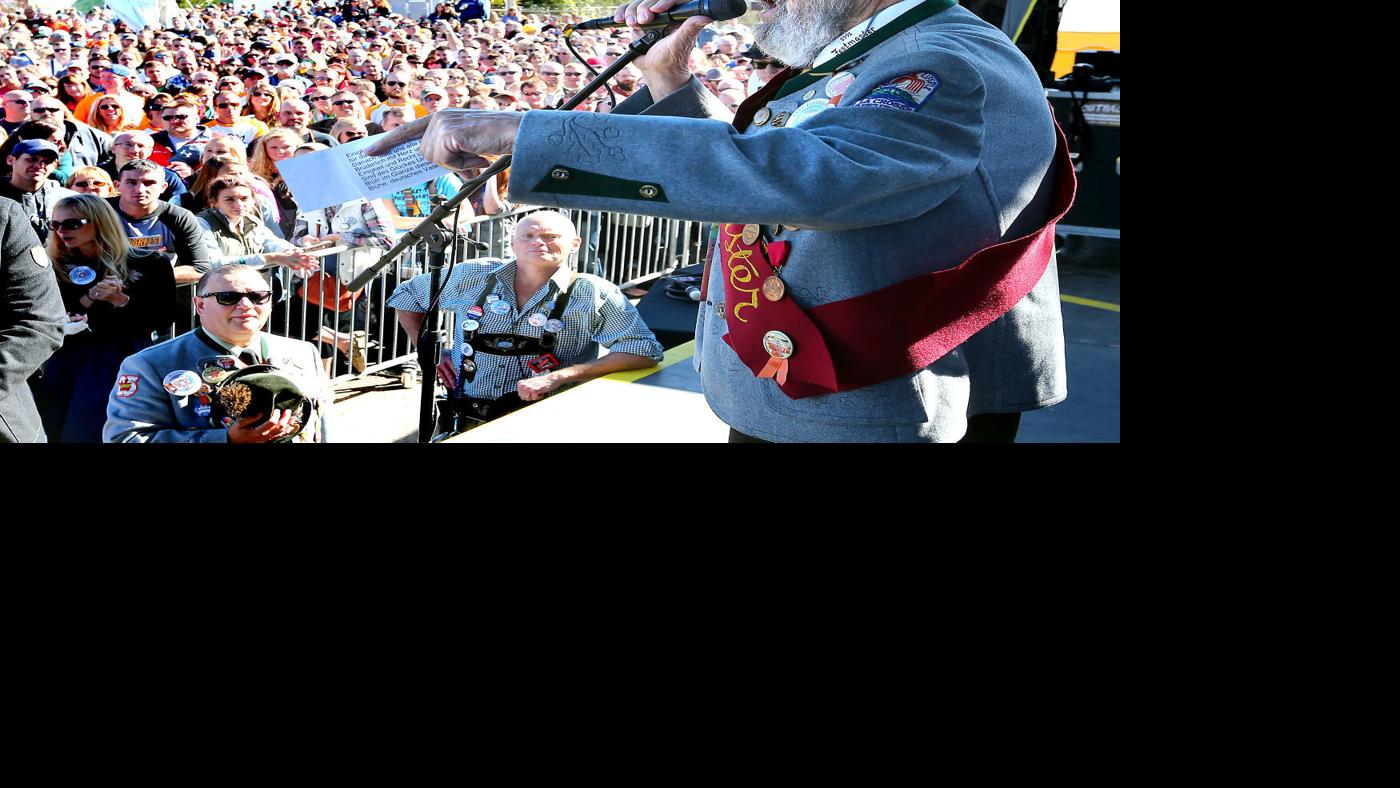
[853,72,941,112]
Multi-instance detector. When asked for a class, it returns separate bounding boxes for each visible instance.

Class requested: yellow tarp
[1051,31,1121,78]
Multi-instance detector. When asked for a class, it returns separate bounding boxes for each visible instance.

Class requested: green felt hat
[209,364,313,442]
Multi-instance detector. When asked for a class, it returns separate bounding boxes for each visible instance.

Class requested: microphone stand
[345,27,667,442]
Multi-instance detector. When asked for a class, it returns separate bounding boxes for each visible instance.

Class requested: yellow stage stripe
[1061,295,1120,313]
[601,341,695,384]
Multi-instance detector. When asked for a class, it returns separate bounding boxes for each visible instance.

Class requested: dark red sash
[716,116,1077,400]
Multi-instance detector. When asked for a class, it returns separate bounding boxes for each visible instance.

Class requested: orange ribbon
[756,356,789,386]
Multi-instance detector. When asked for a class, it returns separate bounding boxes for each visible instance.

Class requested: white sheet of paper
[276,135,449,214]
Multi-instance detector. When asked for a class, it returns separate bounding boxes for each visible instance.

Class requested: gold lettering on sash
[722,225,761,323]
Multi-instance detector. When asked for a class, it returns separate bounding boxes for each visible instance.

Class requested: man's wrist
[639,69,690,101]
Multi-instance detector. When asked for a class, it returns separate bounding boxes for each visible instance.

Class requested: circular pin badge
[545,318,564,333]
[741,224,761,245]
[69,266,97,286]
[762,275,786,302]
[163,370,202,397]
[485,293,501,303]
[802,89,817,101]
[462,358,476,373]
[763,330,794,359]
[490,300,511,315]
[466,305,484,318]
[200,362,233,384]
[528,313,547,328]
[461,343,474,357]
[461,319,480,333]
[826,71,856,98]
[753,107,772,126]
[787,98,831,128]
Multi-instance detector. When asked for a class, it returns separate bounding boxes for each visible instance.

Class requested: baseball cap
[271,54,296,65]
[109,64,134,78]
[12,140,61,159]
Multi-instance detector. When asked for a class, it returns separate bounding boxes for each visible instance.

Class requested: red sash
[716,116,1077,400]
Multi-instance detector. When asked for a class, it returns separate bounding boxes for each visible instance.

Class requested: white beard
[754,0,860,69]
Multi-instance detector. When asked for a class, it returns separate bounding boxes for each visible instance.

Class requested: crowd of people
[1,0,770,442]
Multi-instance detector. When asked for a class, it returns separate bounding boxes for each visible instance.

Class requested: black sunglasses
[384,81,405,86]
[162,113,193,121]
[201,290,273,305]
[32,106,63,114]
[332,99,357,107]
[48,218,91,231]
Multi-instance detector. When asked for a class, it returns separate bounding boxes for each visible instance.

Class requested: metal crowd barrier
[173,205,713,384]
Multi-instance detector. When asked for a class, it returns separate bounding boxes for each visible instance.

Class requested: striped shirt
[388,259,664,401]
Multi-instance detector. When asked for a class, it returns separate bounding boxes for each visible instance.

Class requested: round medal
[545,318,564,333]
[786,98,831,128]
[762,275,786,302]
[462,358,476,373]
[490,300,511,315]
[826,71,856,98]
[163,370,202,397]
[753,107,773,126]
[461,343,473,357]
[763,331,794,359]
[461,319,480,333]
[741,224,761,245]
[528,313,547,328]
[69,266,97,286]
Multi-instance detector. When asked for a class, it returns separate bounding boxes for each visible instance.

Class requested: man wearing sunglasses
[368,70,426,126]
[311,91,384,136]
[1,90,31,135]
[206,91,268,146]
[104,264,330,444]
[149,98,215,177]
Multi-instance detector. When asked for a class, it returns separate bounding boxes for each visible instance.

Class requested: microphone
[571,0,749,31]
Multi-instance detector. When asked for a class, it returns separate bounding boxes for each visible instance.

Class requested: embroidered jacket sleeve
[508,50,986,232]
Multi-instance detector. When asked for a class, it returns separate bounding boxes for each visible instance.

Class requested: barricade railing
[174,205,713,385]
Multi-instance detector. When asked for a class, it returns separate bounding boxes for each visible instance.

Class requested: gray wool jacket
[508,3,1066,442]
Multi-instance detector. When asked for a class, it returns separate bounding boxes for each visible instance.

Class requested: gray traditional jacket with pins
[103,329,330,443]
[508,2,1066,442]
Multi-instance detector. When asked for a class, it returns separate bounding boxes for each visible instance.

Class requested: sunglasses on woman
[49,218,92,231]
[70,180,107,189]
[201,290,273,306]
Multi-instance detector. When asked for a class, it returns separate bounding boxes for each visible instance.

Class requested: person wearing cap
[371,0,1070,443]
[0,196,65,443]
[72,63,143,127]
[0,139,77,243]
[269,55,310,93]
[389,210,662,432]
[742,43,784,95]
[103,263,330,443]
[419,84,449,114]
[2,89,31,135]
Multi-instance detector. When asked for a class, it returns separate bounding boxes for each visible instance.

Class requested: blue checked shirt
[388,259,665,401]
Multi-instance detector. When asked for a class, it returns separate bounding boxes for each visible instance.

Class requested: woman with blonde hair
[250,127,303,238]
[38,194,175,442]
[66,166,115,197]
[242,82,281,125]
[86,94,138,135]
